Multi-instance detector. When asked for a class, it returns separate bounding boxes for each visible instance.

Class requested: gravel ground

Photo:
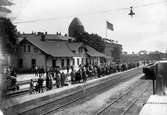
[98,80,151,115]
[124,82,153,115]
[51,74,151,115]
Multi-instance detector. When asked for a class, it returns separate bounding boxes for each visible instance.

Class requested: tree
[138,50,147,55]
[0,17,18,53]
[74,32,105,53]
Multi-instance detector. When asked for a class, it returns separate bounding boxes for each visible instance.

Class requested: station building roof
[20,34,108,58]
[85,45,107,57]
[21,36,76,57]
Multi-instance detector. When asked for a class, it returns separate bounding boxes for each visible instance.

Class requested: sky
[7,0,167,53]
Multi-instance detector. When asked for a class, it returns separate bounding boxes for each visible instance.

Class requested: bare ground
[51,74,152,115]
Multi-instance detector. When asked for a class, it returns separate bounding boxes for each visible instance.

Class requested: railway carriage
[139,60,167,115]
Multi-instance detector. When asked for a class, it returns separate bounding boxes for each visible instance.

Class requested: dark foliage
[0,17,18,53]
[74,32,105,53]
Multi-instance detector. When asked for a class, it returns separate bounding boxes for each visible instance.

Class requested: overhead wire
[13,0,167,24]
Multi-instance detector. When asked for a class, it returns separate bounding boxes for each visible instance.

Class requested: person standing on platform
[97,66,101,78]
[46,72,50,90]
[56,71,61,88]
[116,64,120,72]
[29,79,34,94]
[61,71,65,87]
[70,70,76,84]
[49,74,53,90]
[79,67,83,83]
[38,75,44,93]
[82,66,87,83]
[66,71,71,86]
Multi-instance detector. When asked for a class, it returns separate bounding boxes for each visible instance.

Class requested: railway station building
[17,33,106,71]
[104,38,122,64]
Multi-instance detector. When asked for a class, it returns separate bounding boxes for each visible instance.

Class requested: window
[31,59,36,68]
[34,47,38,53]
[73,59,75,65]
[77,58,79,65]
[61,59,64,68]
[28,45,31,52]
[67,59,70,67]
[52,59,56,68]
[24,45,26,52]
[72,51,76,53]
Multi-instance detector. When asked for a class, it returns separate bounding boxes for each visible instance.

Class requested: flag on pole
[106,21,114,31]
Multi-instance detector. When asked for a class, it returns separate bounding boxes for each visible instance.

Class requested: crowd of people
[29,63,139,94]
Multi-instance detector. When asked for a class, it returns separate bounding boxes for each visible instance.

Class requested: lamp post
[128,6,135,17]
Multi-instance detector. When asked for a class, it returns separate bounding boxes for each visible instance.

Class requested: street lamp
[128,6,135,17]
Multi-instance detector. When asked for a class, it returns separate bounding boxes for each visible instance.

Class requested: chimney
[38,32,46,41]
[45,32,47,35]
[37,32,41,36]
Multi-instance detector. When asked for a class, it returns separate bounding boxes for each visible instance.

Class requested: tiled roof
[85,45,106,57]
[68,42,107,58]
[45,34,75,41]
[20,34,75,41]
[67,42,83,51]
[20,34,107,58]
[23,36,76,57]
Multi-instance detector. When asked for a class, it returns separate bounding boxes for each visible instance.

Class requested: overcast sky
[9,0,167,53]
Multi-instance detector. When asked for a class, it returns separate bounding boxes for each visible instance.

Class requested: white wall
[73,57,82,71]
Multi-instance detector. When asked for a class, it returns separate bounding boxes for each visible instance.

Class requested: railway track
[5,68,143,115]
[96,81,151,115]
[43,76,139,115]
[40,69,142,115]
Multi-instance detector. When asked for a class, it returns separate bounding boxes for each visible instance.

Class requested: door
[31,59,36,68]
[18,58,23,68]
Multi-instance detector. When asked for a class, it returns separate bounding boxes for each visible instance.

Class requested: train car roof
[139,95,167,115]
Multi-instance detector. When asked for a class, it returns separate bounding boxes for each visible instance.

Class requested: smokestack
[41,33,46,41]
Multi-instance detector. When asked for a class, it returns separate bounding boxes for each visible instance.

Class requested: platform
[139,95,167,115]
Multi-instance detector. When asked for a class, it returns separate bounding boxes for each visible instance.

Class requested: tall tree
[0,17,18,53]
[75,32,105,53]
